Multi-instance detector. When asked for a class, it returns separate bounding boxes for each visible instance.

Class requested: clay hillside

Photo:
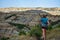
[0,7,60,26]
[0,7,60,40]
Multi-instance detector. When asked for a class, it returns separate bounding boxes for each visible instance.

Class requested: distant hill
[0,7,60,15]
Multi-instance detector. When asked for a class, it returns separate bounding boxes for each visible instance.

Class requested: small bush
[1,37,9,40]
[47,25,53,30]
[29,25,42,37]
[19,30,26,35]
[8,22,26,29]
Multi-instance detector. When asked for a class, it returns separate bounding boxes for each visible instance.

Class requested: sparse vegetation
[8,22,27,29]
[0,37,9,40]
[19,30,26,35]
[0,8,60,40]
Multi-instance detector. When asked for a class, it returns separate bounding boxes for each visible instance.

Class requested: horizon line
[0,7,60,8]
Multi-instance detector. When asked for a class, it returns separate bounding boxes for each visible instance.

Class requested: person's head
[42,14,47,18]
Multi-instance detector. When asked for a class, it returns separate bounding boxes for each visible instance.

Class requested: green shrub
[19,30,26,35]
[8,22,26,29]
[1,37,9,40]
[29,25,42,37]
[47,25,53,30]
[55,23,60,28]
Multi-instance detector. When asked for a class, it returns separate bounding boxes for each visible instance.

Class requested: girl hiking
[39,15,50,40]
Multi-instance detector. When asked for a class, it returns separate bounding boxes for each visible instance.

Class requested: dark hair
[42,15,47,18]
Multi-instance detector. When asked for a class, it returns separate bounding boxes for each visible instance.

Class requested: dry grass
[46,28,60,40]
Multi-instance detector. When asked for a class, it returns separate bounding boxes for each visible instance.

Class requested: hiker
[39,15,50,40]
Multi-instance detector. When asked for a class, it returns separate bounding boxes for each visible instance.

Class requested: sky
[0,0,60,8]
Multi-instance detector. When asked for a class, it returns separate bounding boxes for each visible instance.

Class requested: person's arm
[47,20,50,26]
